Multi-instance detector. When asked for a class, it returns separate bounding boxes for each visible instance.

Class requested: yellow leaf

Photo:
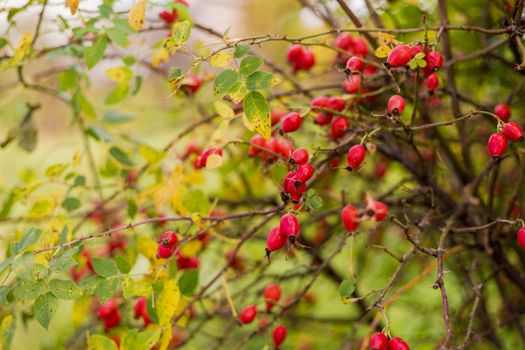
[128,0,146,31]
[72,150,83,166]
[211,120,230,144]
[28,198,56,218]
[0,315,14,350]
[156,280,181,325]
[378,32,402,46]
[73,298,90,326]
[210,52,233,68]
[158,329,172,350]
[1,32,34,72]
[137,236,159,262]
[67,0,79,15]
[106,66,133,83]
[375,45,391,58]
[151,49,170,68]
[205,153,223,169]
[214,101,235,119]
[242,113,255,132]
[179,240,203,257]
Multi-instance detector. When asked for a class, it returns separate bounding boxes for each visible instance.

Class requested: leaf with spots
[243,91,271,140]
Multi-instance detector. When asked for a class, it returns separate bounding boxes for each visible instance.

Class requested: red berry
[159,10,177,25]
[346,56,364,73]
[239,305,257,324]
[310,96,329,110]
[410,44,423,57]
[425,51,444,71]
[426,73,439,91]
[386,45,412,68]
[326,97,346,111]
[366,200,388,221]
[158,230,178,246]
[98,299,121,330]
[347,144,366,170]
[503,122,524,142]
[157,243,174,259]
[341,205,360,232]
[183,75,202,94]
[331,116,349,140]
[295,163,314,183]
[387,95,406,115]
[266,227,287,254]
[342,75,361,94]
[388,337,410,350]
[272,324,287,348]
[352,37,368,56]
[287,45,304,63]
[291,148,309,165]
[263,283,281,311]
[176,254,200,270]
[271,110,285,126]
[494,103,511,122]
[370,332,388,350]
[283,171,296,193]
[249,135,266,157]
[280,112,303,133]
[198,148,223,168]
[280,213,300,237]
[487,133,508,159]
[315,112,333,125]
[299,50,315,70]
[133,297,146,319]
[335,33,353,50]
[518,227,525,250]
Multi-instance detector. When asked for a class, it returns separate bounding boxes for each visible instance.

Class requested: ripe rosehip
[287,181,307,203]
[266,227,287,256]
[335,33,353,50]
[291,148,309,165]
[134,297,151,326]
[487,133,508,159]
[157,243,174,259]
[388,337,410,350]
[239,305,257,324]
[263,283,281,311]
[494,103,511,122]
[287,44,305,63]
[425,51,444,72]
[387,95,406,115]
[347,144,366,170]
[295,163,314,183]
[315,112,333,125]
[518,227,525,250]
[271,110,285,126]
[370,332,388,350]
[352,37,368,56]
[366,200,388,221]
[159,10,177,25]
[310,96,329,110]
[280,213,300,238]
[331,116,349,140]
[503,122,524,142]
[410,44,424,57]
[280,112,303,133]
[272,324,287,348]
[386,45,412,68]
[98,299,121,330]
[346,56,364,73]
[249,135,266,157]
[283,171,296,193]
[299,50,315,70]
[426,73,439,91]
[183,75,202,94]
[158,230,178,246]
[326,97,346,111]
[198,148,223,168]
[342,75,361,94]
[176,253,200,270]
[341,204,360,232]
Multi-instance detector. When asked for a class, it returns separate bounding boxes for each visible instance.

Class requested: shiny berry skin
[487,133,508,159]
[387,95,406,115]
[176,254,199,270]
[341,204,360,232]
[280,213,300,237]
[271,110,285,126]
[157,243,174,259]
[310,96,329,110]
[347,144,366,170]
[494,103,511,122]
[295,163,314,183]
[263,283,281,311]
[239,305,257,324]
[266,227,287,254]
[326,97,346,111]
[287,45,305,63]
[159,10,177,25]
[249,135,266,157]
[291,148,309,165]
[518,227,525,250]
[346,56,364,73]
[280,112,303,133]
[272,324,287,348]
[342,75,361,94]
[198,148,223,168]
[426,73,439,91]
[367,200,388,221]
[299,50,315,70]
[158,230,178,246]
[388,337,410,350]
[331,116,349,140]
[283,171,296,193]
[386,45,412,68]
[503,122,524,142]
[410,44,423,57]
[370,332,388,350]
[184,75,202,94]
[352,37,368,56]
[335,33,353,50]
[425,51,444,71]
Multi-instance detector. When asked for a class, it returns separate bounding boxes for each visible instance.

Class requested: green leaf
[179,269,199,295]
[80,275,104,294]
[91,258,118,278]
[34,293,59,330]
[107,19,134,48]
[86,126,113,143]
[73,90,96,119]
[49,279,83,299]
[109,146,134,166]
[87,334,118,350]
[58,68,80,92]
[243,91,271,140]
[213,69,240,95]
[103,111,135,124]
[13,228,43,254]
[105,84,129,104]
[74,175,86,187]
[339,278,356,303]
[234,44,250,58]
[14,280,45,300]
[84,36,108,69]
[0,256,14,276]
[240,56,263,76]
[182,189,210,215]
[246,71,277,91]
[121,329,161,350]
[0,38,7,50]
[95,278,119,303]
[171,20,191,46]
[115,255,131,274]
[49,256,77,273]
[62,197,81,212]
[0,286,8,306]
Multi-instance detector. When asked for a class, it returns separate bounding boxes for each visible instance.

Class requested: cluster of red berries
[341,198,388,232]
[282,155,314,204]
[487,103,523,159]
[97,299,121,331]
[310,96,350,139]
[239,283,287,348]
[265,213,300,257]
[370,332,410,350]
[335,33,369,60]
[286,45,315,73]
[248,135,293,162]
[158,0,188,25]
[156,230,201,269]
[133,297,151,326]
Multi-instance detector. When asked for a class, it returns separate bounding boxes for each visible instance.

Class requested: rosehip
[280,213,300,238]
[271,110,285,126]
[310,96,329,110]
[291,148,309,165]
[494,103,511,122]
[133,297,151,326]
[263,283,281,311]
[518,227,525,250]
[283,171,296,194]
[331,116,349,140]
[295,163,314,183]
[387,95,406,115]
[410,44,423,57]
[341,204,360,232]
[239,305,257,324]
[272,324,287,348]
[176,253,199,270]
[425,51,444,72]
[280,112,303,133]
[426,73,439,91]
[370,332,388,350]
[347,144,366,170]
[159,10,177,25]
[98,299,121,330]
[342,75,361,94]
[287,45,304,63]
[503,122,524,142]
[299,50,315,70]
[183,75,202,94]
[265,227,287,256]
[352,37,368,56]
[157,243,174,259]
[386,45,412,68]
[335,33,353,50]
[198,148,223,168]
[158,230,178,246]
[326,97,346,111]
[346,56,364,73]
[315,112,333,125]
[487,133,507,159]
[388,337,410,350]
[366,200,388,221]
[249,135,266,157]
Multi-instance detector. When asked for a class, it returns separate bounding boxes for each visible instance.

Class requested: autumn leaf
[128,0,146,31]
[67,0,79,15]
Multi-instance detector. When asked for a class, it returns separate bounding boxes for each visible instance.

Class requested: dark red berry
[263,283,281,311]
[426,73,439,91]
[310,96,329,110]
[239,305,257,324]
[280,112,303,133]
[295,163,314,183]
[326,97,346,111]
[370,332,388,350]
[249,135,266,157]
[386,45,412,68]
[291,148,309,165]
[494,103,511,122]
[271,110,285,126]
[342,75,361,94]
[341,204,360,232]
[346,56,364,73]
[287,45,304,63]
[299,50,315,70]
[335,33,353,50]
[387,95,406,115]
[158,230,178,246]
[388,337,410,350]
[272,324,287,348]
[487,133,507,159]
[331,116,349,140]
[352,37,368,56]
[425,51,444,71]
[347,144,366,170]
[280,213,300,237]
[503,122,524,142]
